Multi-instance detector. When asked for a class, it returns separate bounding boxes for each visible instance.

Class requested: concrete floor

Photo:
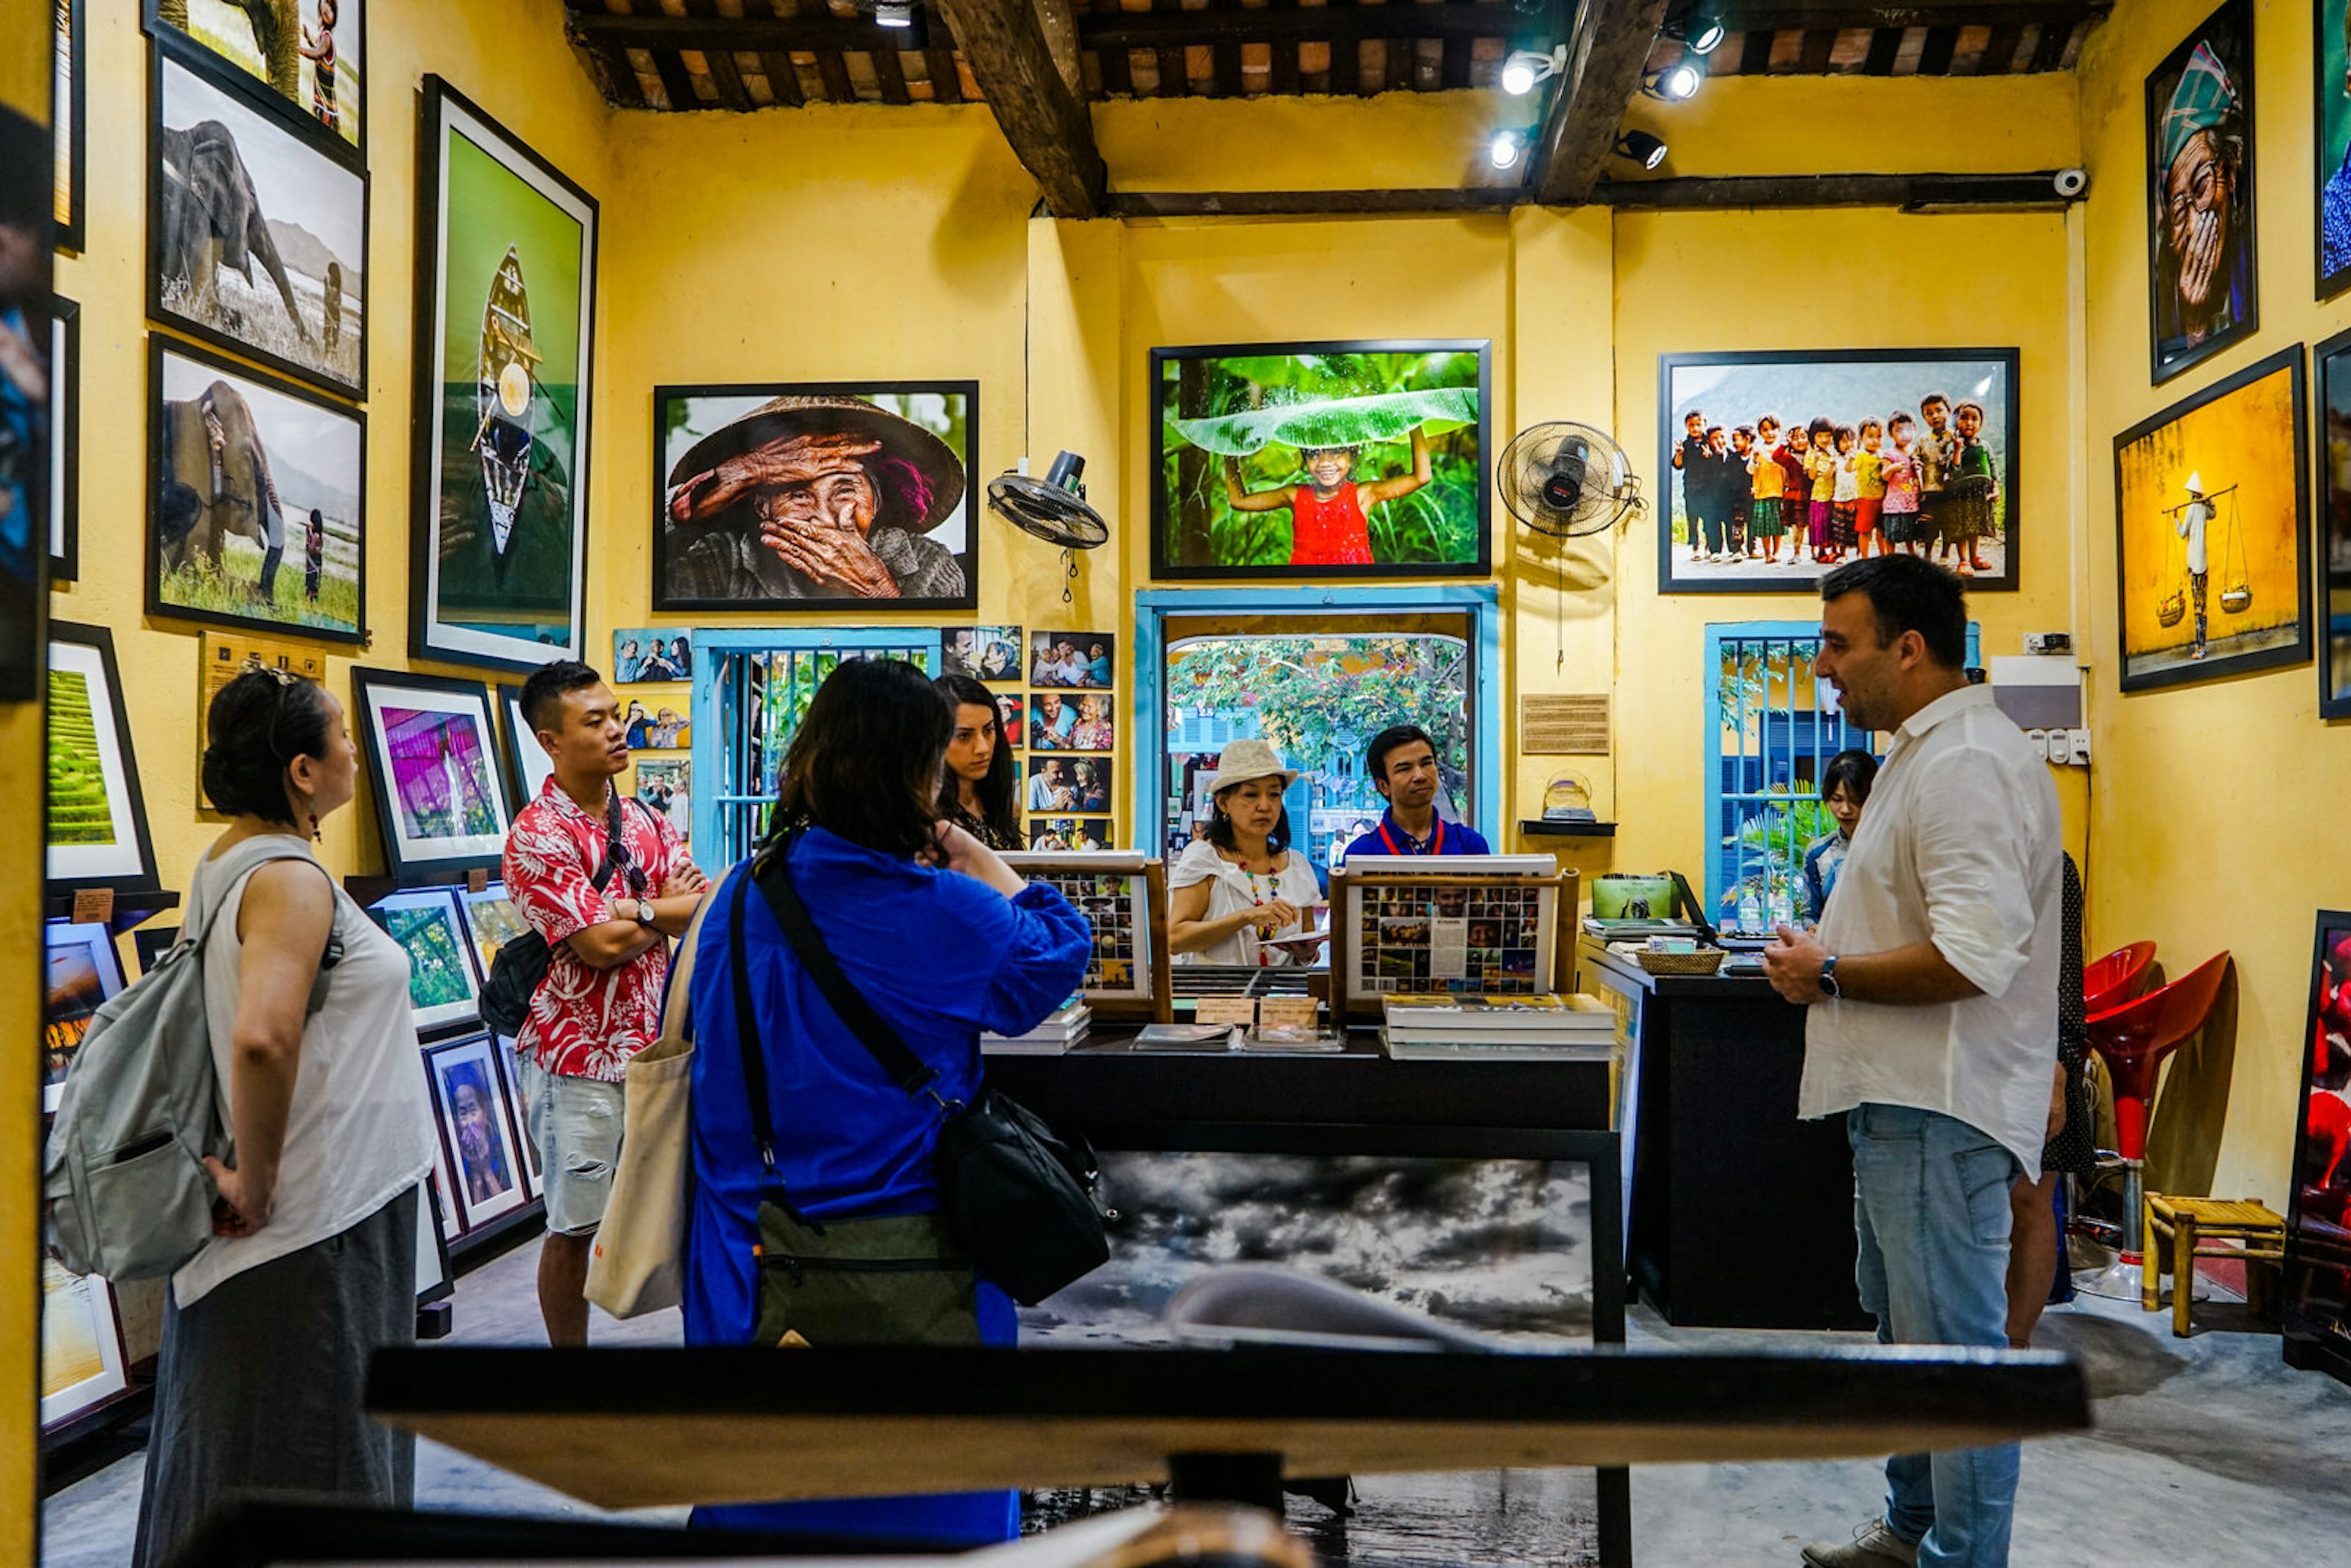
[41,1241,2351,1567]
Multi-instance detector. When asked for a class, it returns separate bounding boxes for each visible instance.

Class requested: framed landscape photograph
[412,76,595,673]
[2318,326,2351,719]
[2322,0,2351,300]
[2111,345,2309,694]
[46,622,161,895]
[349,667,512,881]
[48,296,76,580]
[43,919,123,1112]
[2284,910,2351,1388]
[53,0,82,251]
[149,36,366,399]
[2147,0,2257,383]
[424,1032,529,1230]
[365,888,482,1033]
[40,1256,126,1432]
[1655,348,2020,594]
[653,381,979,613]
[1152,340,1490,581]
[149,334,365,644]
[144,0,362,160]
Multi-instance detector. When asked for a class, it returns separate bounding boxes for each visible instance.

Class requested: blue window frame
[1701,620,1977,927]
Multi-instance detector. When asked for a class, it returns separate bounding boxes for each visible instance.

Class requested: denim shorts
[516,1055,625,1237]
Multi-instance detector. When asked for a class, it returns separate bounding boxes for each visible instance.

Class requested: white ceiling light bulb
[1502,57,1539,95]
[1490,132,1523,170]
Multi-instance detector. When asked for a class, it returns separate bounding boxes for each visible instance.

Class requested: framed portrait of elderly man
[2145,1,2257,384]
[410,77,596,673]
[652,381,980,613]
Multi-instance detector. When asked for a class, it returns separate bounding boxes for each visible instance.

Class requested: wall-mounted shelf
[1519,820,1616,839]
[42,888,182,936]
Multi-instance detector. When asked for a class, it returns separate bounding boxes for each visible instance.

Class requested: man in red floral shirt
[504,659,709,1345]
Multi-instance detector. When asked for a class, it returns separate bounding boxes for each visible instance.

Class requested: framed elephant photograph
[411,76,596,673]
[144,0,363,162]
[148,333,366,644]
[148,34,367,400]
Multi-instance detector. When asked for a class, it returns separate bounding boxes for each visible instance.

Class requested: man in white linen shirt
[1763,555,2061,1568]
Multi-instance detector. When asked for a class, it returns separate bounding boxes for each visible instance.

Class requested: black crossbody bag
[749,839,1109,1307]
[481,795,643,1038]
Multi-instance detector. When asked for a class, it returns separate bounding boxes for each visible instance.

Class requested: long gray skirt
[132,1188,419,1568]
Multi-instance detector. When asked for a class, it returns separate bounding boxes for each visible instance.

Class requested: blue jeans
[1848,1104,2022,1568]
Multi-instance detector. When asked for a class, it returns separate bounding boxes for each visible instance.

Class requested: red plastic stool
[2078,951,2230,1299]
[2084,941,2157,1018]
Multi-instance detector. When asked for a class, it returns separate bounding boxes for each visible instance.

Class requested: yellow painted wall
[2074,0,2351,1206]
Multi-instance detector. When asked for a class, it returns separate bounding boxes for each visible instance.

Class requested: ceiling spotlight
[1666,12,1725,54]
[1643,57,1703,101]
[1614,130,1668,170]
[1500,45,1569,97]
[1489,131,1524,170]
[874,1,913,26]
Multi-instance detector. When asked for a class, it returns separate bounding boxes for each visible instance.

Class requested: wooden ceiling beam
[1709,1,2103,31]
[567,10,935,56]
[1107,170,2085,218]
[1079,2,1550,48]
[1528,0,1674,207]
[931,0,1109,217]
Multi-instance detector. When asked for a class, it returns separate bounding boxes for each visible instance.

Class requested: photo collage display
[943,623,1119,850]
[1349,881,1551,997]
[1024,870,1150,997]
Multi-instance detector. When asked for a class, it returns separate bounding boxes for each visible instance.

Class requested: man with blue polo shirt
[1343,724,1490,860]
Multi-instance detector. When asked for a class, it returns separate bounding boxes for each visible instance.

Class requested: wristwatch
[632,897,658,928]
[1818,955,1842,1000]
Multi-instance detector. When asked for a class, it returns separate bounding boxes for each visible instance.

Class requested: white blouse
[1168,838,1325,967]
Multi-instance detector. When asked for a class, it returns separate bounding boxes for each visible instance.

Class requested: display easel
[1328,861,1581,1026]
[1001,852,1175,1024]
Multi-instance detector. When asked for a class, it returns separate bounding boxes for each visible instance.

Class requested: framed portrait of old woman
[2147,0,2258,384]
[651,381,980,613]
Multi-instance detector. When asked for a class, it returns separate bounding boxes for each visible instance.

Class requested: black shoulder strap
[726,868,791,1207]
[749,836,940,1101]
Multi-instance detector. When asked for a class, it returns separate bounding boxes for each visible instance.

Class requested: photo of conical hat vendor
[662,392,970,606]
[2148,14,2255,374]
[1159,348,1484,573]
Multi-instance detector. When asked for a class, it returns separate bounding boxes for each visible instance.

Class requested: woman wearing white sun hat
[1168,738,1329,967]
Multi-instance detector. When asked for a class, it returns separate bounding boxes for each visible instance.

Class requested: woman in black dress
[2007,853,2096,1346]
[934,672,1021,850]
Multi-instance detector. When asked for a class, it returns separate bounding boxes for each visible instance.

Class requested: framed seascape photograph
[2284,911,2351,1388]
[349,667,512,881]
[364,888,482,1033]
[40,1256,127,1432]
[424,1032,529,1230]
[150,334,365,643]
[54,0,83,250]
[455,880,527,983]
[47,623,162,895]
[412,76,596,673]
[149,36,366,399]
[1655,348,2020,593]
[1030,629,1113,689]
[1151,340,1490,580]
[653,381,979,613]
[144,0,362,160]
[613,628,691,684]
[44,920,124,1112]
[2318,327,2351,719]
[2147,0,2257,384]
[493,681,553,811]
[2111,345,2309,694]
[48,296,75,580]
[2323,0,2351,299]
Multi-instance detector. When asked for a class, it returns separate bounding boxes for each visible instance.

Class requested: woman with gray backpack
[129,667,439,1567]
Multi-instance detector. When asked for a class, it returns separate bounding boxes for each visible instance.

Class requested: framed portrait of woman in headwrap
[2145,1,2257,384]
[651,381,979,612]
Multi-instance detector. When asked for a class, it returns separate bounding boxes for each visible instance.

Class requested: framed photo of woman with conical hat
[652,381,980,612]
[2147,0,2258,384]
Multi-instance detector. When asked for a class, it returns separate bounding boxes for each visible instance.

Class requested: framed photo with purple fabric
[349,666,512,883]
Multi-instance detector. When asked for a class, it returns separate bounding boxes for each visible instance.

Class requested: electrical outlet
[2024,632,2072,655]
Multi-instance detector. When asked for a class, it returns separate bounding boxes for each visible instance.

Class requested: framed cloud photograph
[54,0,83,251]
[493,681,553,811]
[1655,348,2020,594]
[1029,630,1112,689]
[149,334,366,644]
[2147,0,2257,384]
[144,0,363,159]
[411,76,595,673]
[613,628,691,684]
[2112,345,2309,694]
[40,1256,127,1433]
[349,667,512,881]
[44,919,124,1112]
[364,887,482,1033]
[1152,339,1490,580]
[424,1032,529,1230]
[652,380,979,613]
[47,622,161,895]
[48,296,76,580]
[149,35,366,399]
[2323,0,2351,300]
[2319,326,2351,719]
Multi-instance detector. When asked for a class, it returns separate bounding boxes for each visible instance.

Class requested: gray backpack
[43,839,339,1281]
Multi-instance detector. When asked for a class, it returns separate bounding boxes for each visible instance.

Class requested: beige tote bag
[584,898,713,1319]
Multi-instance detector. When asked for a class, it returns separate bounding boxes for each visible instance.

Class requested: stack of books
[1379,994,1618,1062]
[981,998,1093,1055]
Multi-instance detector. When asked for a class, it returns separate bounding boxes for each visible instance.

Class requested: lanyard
[1376,816,1444,857]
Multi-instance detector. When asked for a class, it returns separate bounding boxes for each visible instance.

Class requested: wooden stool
[2140,1194,2287,1337]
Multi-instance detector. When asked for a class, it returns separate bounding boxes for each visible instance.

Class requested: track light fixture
[1614,130,1668,170]
[1500,45,1569,97]
[874,1,913,26]
[1643,56,1704,101]
[1665,10,1725,54]
[1489,131,1524,170]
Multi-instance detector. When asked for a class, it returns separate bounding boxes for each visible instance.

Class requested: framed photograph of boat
[48,295,77,580]
[148,34,367,400]
[149,334,366,645]
[54,0,84,252]
[348,666,512,883]
[143,0,363,163]
[41,1256,127,1433]
[652,381,980,613]
[2110,345,2309,694]
[411,76,596,673]
[46,622,162,896]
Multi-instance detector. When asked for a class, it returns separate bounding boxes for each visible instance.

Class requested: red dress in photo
[1288,483,1377,566]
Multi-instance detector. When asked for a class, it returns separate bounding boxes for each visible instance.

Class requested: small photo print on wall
[1030,692,1114,752]
[621,700,686,750]
[2146,0,2257,384]
[1029,631,1114,689]
[1029,816,1111,852]
[613,629,691,683]
[945,625,1022,683]
[634,754,689,844]
[1021,757,1110,814]
[997,692,1024,748]
[2111,346,2309,694]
